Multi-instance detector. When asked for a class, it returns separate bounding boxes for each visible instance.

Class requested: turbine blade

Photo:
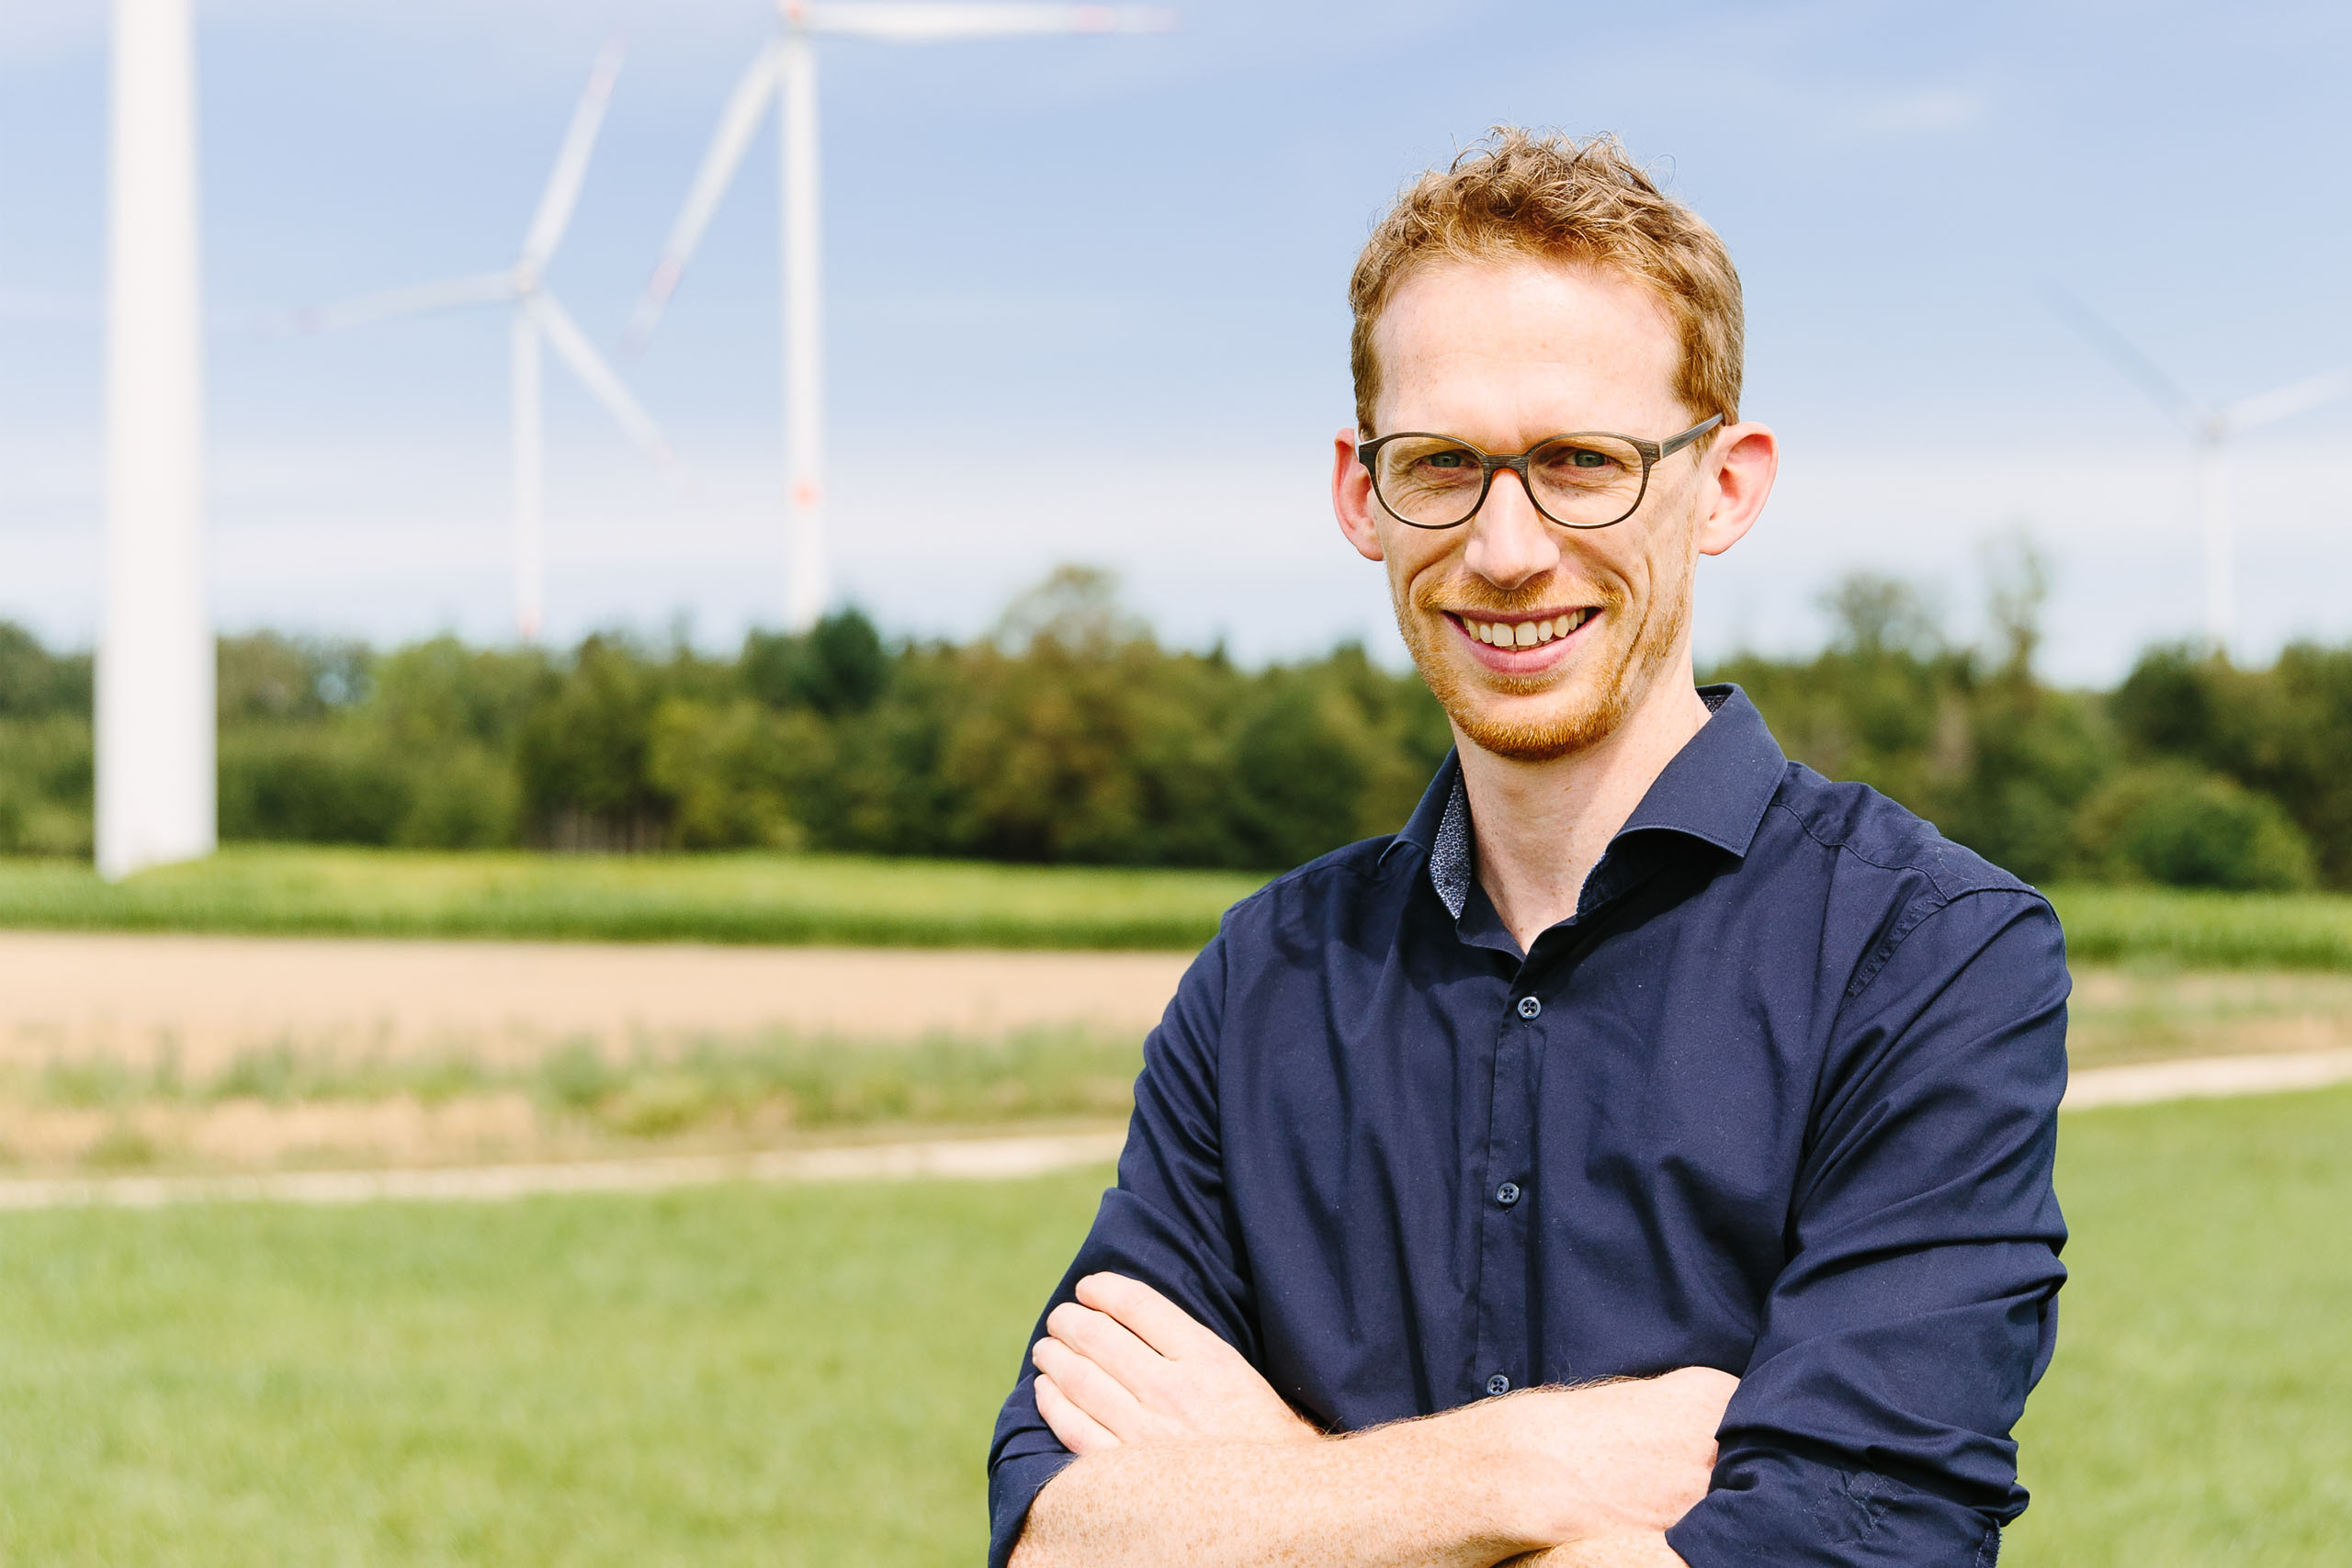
[519,39,626,273]
[268,270,517,337]
[799,4,1179,39]
[622,41,783,355]
[2219,367,2352,435]
[2041,282,2201,431]
[528,289,685,482]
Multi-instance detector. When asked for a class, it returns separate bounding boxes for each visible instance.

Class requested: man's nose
[1463,468,1557,592]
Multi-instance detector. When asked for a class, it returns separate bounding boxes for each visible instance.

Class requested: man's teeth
[1464,610,1593,647]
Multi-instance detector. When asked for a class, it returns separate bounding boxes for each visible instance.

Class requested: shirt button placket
[1471,987,1544,1408]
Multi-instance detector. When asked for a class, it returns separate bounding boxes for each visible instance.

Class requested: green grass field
[0,1172,1107,1565]
[5,846,2352,965]
[2006,1089,2352,1565]
[0,1089,2345,1564]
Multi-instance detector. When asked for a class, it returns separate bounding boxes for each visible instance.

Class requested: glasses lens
[1526,434,1645,526]
[1373,436,1487,526]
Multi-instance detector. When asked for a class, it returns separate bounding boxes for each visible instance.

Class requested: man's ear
[1697,422,1777,558]
[1332,427,1385,562]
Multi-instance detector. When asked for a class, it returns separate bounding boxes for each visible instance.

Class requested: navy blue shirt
[988,687,2069,1567]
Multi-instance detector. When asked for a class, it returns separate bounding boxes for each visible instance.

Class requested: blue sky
[4,0,2349,679]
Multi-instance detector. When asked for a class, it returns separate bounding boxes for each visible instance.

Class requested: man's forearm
[1508,1534,1687,1566]
[1012,1409,1542,1568]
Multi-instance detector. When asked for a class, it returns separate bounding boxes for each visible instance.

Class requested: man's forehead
[1372,255,1681,431]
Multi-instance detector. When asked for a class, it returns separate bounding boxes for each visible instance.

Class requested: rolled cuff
[989,1449,1080,1568]
[1665,1450,2001,1568]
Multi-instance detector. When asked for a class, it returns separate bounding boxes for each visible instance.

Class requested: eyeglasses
[1357,415,1724,530]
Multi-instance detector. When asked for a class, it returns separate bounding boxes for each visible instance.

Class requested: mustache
[1410,574,1625,618]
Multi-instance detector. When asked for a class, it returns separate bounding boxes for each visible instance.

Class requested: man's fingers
[1032,1335,1148,1436]
[1034,1371,1120,1456]
[1074,1272,1227,1361]
[1046,1299,1168,1388]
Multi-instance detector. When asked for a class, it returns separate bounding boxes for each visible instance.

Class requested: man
[988,130,2068,1567]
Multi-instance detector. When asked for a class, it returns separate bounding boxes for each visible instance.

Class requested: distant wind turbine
[2048,285,2352,655]
[624,2,1177,634]
[285,42,684,643]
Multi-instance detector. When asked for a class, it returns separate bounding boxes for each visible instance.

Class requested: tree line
[2,563,2348,891]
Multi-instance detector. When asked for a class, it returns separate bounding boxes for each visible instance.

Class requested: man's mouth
[1449,607,1596,652]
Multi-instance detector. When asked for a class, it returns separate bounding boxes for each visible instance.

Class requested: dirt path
[0,1128,1130,1211]
[0,1049,2344,1211]
[0,931,1193,1071]
[2059,1045,2352,1110]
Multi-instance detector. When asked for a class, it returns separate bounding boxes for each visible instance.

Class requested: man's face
[1336,257,1720,762]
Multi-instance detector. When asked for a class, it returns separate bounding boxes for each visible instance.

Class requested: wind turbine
[288,42,683,643]
[623,2,1177,633]
[100,0,213,880]
[2049,287,2352,656]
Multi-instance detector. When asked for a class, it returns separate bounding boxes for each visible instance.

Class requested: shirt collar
[1614,684,1788,858]
[1383,684,1786,919]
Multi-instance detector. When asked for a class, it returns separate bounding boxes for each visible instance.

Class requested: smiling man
[988,130,2069,1568]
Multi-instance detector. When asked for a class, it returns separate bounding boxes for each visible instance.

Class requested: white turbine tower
[288,42,682,643]
[623,2,1177,633]
[2050,288,2352,657]
[99,0,213,881]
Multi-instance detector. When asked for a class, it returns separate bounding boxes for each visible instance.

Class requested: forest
[3,563,2346,891]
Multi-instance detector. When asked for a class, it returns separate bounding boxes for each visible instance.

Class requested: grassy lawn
[0,1170,1109,1566]
[3,847,2352,965]
[2005,1087,2352,1565]
[0,847,1266,950]
[0,1090,2346,1562]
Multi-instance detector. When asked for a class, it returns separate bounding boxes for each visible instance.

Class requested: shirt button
[1496,1181,1521,1208]
[1486,1373,1511,1396]
[1516,996,1542,1020]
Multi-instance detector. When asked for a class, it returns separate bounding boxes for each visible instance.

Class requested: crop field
[4,848,2352,966]
[2052,885,2352,972]
[0,1088,2343,1565]
[0,848,1266,951]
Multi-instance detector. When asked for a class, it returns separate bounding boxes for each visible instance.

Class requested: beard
[1394,555,1692,763]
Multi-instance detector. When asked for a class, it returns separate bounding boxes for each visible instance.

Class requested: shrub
[218,726,410,844]
[2074,764,2318,892]
[0,716,94,854]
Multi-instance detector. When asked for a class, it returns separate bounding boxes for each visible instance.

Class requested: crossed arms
[1011,1271,1724,1568]
[991,892,2073,1567]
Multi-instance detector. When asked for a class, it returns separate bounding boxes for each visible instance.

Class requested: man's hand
[1017,1273,1732,1568]
[1464,1368,1734,1542]
[1030,1273,1319,1453]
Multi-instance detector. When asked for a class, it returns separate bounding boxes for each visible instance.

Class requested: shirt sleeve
[1665,888,2070,1568]
[987,931,1252,1568]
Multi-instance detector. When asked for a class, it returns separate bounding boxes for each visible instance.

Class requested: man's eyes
[1538,446,1620,471]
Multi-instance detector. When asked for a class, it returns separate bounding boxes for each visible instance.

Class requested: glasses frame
[1357,414,1725,531]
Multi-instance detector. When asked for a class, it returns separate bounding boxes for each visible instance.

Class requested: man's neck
[1460,667,1714,953]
